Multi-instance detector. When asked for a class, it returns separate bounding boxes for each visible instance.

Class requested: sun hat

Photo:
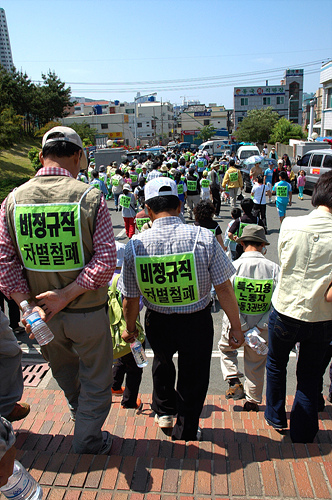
[123,183,132,191]
[160,165,168,172]
[42,126,87,169]
[278,159,283,165]
[236,225,269,245]
[145,177,178,203]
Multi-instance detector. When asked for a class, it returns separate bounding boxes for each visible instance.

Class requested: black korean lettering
[20,213,32,238]
[165,261,179,283]
[64,242,80,264]
[152,262,166,284]
[61,211,76,236]
[169,286,182,303]
[246,283,255,292]
[32,212,47,238]
[22,243,36,264]
[143,288,156,302]
[49,242,65,265]
[46,212,61,237]
[178,259,193,280]
[257,294,266,303]
[156,288,170,303]
[182,285,195,301]
[248,293,257,303]
[263,283,272,293]
[237,280,246,291]
[140,263,153,284]
[254,283,263,293]
[239,302,246,312]
[36,243,50,266]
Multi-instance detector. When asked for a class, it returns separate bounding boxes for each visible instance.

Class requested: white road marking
[115,228,126,239]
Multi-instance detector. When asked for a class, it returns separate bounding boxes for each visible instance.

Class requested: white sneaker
[154,414,173,428]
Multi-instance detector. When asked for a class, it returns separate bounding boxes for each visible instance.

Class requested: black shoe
[265,416,287,431]
[243,401,259,412]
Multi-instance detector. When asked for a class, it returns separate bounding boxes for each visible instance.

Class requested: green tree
[69,121,97,146]
[234,107,279,144]
[34,120,62,138]
[269,117,306,144]
[28,146,42,172]
[196,124,217,142]
[0,107,23,149]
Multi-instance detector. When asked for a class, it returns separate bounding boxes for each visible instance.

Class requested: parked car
[236,145,260,164]
[293,149,332,191]
[240,157,278,193]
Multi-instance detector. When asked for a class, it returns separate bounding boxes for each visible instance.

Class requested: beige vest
[6,175,108,312]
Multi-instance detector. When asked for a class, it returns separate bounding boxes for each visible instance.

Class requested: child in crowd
[224,208,241,261]
[263,160,274,203]
[110,243,144,410]
[200,170,211,200]
[286,164,296,193]
[272,171,292,224]
[120,184,137,239]
[297,170,306,200]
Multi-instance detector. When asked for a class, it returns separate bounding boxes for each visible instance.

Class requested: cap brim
[237,236,269,245]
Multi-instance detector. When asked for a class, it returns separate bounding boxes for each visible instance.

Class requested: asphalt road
[15,188,331,399]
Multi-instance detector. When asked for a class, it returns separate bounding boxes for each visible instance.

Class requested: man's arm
[121,296,140,343]
[214,280,244,348]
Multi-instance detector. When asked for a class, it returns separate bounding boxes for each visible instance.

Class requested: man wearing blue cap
[118,177,243,441]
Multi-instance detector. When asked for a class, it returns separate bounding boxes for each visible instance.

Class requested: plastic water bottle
[20,301,54,346]
[130,340,148,368]
[245,327,268,356]
[0,460,43,499]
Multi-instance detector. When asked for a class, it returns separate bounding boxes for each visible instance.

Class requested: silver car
[294,149,332,191]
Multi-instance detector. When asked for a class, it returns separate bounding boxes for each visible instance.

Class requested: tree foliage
[269,117,306,144]
[234,107,279,144]
[0,107,23,149]
[196,124,216,143]
[28,146,42,172]
[0,66,73,135]
[69,121,97,146]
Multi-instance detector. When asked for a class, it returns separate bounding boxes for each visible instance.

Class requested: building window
[327,88,332,109]
[137,123,142,128]
[263,97,271,105]
[101,123,108,130]
[240,98,248,106]
[204,119,210,125]
[125,108,134,114]
[277,96,284,105]
[238,117,244,123]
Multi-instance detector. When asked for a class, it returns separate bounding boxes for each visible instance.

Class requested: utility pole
[161,98,163,144]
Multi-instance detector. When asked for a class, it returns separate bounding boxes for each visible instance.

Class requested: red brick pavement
[10,389,332,499]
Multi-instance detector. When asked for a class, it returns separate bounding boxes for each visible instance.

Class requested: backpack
[108,274,145,359]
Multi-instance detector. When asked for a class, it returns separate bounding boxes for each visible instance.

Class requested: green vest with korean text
[6,175,109,312]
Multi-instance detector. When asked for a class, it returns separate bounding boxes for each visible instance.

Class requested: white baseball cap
[123,183,132,191]
[42,126,87,169]
[145,177,179,203]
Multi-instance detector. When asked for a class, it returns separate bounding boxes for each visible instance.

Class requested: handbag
[108,274,145,359]
[237,192,244,201]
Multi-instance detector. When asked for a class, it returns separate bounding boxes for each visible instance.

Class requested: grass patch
[0,138,41,202]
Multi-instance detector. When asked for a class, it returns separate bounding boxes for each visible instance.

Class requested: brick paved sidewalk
[10,388,332,500]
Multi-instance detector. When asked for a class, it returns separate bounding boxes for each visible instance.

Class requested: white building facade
[234,69,303,129]
[320,61,332,137]
[0,8,13,72]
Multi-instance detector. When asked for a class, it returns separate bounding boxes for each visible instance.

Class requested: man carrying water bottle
[118,176,243,441]
[0,126,117,455]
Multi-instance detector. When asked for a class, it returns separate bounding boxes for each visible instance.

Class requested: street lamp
[134,93,157,148]
[288,94,294,121]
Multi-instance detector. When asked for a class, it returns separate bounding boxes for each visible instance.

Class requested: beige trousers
[218,327,268,403]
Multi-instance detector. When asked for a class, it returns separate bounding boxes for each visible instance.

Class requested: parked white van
[236,145,260,163]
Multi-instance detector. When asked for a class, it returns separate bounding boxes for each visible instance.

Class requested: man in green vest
[0,126,117,455]
[118,176,243,441]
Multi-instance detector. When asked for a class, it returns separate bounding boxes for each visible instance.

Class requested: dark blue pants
[265,307,332,443]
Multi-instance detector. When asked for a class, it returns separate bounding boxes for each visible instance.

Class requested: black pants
[112,348,144,408]
[211,187,221,216]
[253,203,267,232]
[0,292,20,329]
[145,306,213,441]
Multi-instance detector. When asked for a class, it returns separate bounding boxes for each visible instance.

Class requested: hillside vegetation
[0,139,40,202]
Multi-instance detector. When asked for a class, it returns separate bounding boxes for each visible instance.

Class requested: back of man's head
[241,198,254,215]
[91,170,99,179]
[42,131,82,160]
[279,171,287,180]
[229,159,235,167]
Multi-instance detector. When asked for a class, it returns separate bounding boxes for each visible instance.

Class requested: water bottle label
[26,312,43,326]
[2,473,32,498]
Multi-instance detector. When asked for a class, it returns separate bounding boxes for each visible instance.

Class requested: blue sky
[2,0,332,108]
